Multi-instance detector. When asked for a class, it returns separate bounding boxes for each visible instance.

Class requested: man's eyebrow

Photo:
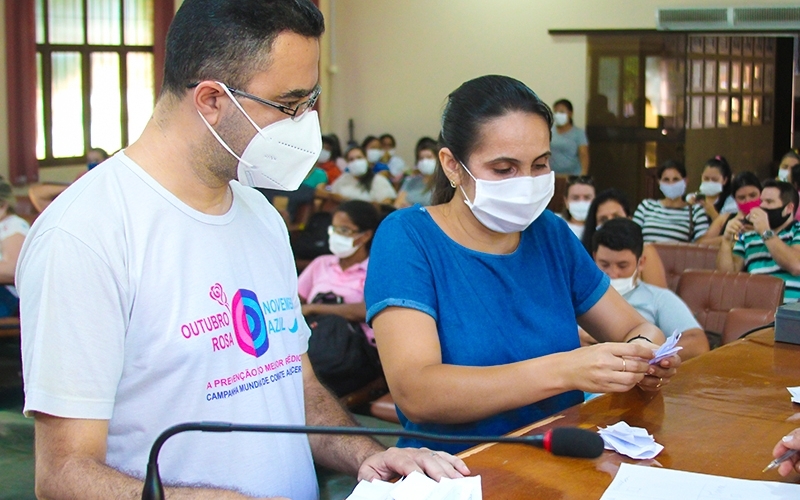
[277,87,316,99]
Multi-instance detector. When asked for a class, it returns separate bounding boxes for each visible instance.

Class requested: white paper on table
[346,471,482,500]
[789,386,800,404]
[600,462,800,500]
[649,330,683,365]
[598,421,664,460]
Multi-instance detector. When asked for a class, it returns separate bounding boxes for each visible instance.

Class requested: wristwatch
[762,229,776,241]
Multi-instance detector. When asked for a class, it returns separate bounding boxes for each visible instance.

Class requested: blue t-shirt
[365,206,609,453]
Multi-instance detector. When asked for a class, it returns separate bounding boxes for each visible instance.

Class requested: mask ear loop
[457,161,478,207]
[195,82,256,169]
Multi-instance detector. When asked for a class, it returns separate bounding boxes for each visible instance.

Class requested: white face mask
[610,269,638,296]
[417,158,437,176]
[366,148,384,163]
[347,158,369,176]
[659,179,686,200]
[779,168,790,181]
[318,149,332,163]
[388,148,396,157]
[568,200,591,222]
[698,181,723,196]
[553,112,570,127]
[328,227,360,258]
[198,82,322,191]
[459,163,555,233]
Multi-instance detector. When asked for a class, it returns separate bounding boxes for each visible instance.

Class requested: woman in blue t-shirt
[364,75,681,454]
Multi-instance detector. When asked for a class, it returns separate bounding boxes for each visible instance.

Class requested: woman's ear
[438,147,463,187]
[357,229,374,247]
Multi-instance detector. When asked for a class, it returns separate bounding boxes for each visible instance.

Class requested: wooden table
[460,329,800,498]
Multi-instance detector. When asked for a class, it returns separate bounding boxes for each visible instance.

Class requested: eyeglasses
[187,82,321,121]
[328,225,361,237]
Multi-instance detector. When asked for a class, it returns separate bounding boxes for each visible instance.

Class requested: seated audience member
[687,156,736,221]
[318,134,344,185]
[298,200,382,395]
[582,189,668,288]
[328,146,397,204]
[394,138,437,208]
[772,428,800,477]
[18,2,468,498]
[560,175,594,239]
[257,163,328,225]
[366,75,679,455]
[633,160,710,243]
[28,147,109,213]
[777,149,800,182]
[588,219,709,359]
[717,180,800,303]
[0,178,30,317]
[379,133,407,183]
[362,136,390,175]
[705,172,762,240]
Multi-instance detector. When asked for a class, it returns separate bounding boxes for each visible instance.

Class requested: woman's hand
[636,353,681,392]
[566,343,654,394]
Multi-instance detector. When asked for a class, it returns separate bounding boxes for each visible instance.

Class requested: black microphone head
[549,427,605,458]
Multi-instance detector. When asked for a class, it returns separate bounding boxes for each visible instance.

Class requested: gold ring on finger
[656,377,663,389]
[622,358,627,373]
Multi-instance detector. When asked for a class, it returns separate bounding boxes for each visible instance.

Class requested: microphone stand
[143,422,601,500]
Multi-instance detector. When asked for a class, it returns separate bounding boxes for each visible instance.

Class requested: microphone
[142,422,604,500]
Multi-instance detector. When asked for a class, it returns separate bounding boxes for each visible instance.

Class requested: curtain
[5,0,38,185]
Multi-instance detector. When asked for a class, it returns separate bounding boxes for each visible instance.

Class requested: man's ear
[192,81,228,126]
[638,254,647,274]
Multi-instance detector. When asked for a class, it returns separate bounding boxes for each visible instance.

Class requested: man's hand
[357,447,470,482]
[772,429,800,477]
[723,217,745,243]
[748,207,770,235]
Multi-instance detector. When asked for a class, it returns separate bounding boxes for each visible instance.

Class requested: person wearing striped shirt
[633,160,710,243]
[717,180,800,303]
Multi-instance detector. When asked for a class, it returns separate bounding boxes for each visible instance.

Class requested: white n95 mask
[347,159,369,176]
[417,158,437,176]
[659,179,686,200]
[198,82,322,191]
[366,148,384,163]
[328,227,360,258]
[698,181,723,196]
[459,164,555,233]
[610,270,638,296]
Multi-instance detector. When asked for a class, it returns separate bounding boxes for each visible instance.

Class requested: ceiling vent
[657,6,800,30]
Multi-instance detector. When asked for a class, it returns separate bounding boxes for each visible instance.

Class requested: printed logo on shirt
[179,283,300,357]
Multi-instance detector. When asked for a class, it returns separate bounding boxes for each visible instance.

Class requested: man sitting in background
[717,180,800,303]
[583,218,709,359]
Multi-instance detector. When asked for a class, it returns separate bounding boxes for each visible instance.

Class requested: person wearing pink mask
[705,172,762,241]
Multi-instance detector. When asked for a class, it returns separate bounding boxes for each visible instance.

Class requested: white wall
[325,0,799,164]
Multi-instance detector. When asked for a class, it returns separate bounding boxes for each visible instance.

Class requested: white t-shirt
[18,153,317,499]
[0,214,29,296]
[330,172,397,202]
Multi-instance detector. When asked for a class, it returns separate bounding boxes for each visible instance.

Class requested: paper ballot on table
[598,421,664,460]
[346,471,481,500]
[600,462,800,500]
[649,331,682,365]
[789,386,800,404]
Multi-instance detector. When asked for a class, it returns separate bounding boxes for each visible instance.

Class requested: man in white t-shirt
[17,1,468,499]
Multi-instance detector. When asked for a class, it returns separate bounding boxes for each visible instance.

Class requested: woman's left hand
[636,353,681,392]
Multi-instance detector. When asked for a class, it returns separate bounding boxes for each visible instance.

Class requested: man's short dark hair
[162,0,325,97]
[762,179,799,211]
[592,218,644,260]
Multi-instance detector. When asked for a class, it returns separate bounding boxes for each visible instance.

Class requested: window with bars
[35,0,156,165]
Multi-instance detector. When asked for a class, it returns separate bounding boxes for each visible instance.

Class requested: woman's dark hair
[162,0,324,96]
[562,175,594,220]
[322,134,342,160]
[379,134,396,148]
[415,136,438,161]
[656,159,687,180]
[335,200,380,252]
[431,75,553,205]
[730,171,761,197]
[581,188,631,252]
[592,218,644,260]
[344,146,376,192]
[703,155,733,213]
[361,135,380,152]
[553,98,574,124]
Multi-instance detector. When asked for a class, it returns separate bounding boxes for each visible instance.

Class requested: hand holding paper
[347,471,482,500]
[649,331,682,365]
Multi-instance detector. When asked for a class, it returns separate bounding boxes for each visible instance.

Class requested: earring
[449,180,456,188]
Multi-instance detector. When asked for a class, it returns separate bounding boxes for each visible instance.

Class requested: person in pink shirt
[298,200,379,338]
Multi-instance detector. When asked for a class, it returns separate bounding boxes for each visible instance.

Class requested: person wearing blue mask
[365,75,681,455]
[17,2,467,499]
[633,160,711,243]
